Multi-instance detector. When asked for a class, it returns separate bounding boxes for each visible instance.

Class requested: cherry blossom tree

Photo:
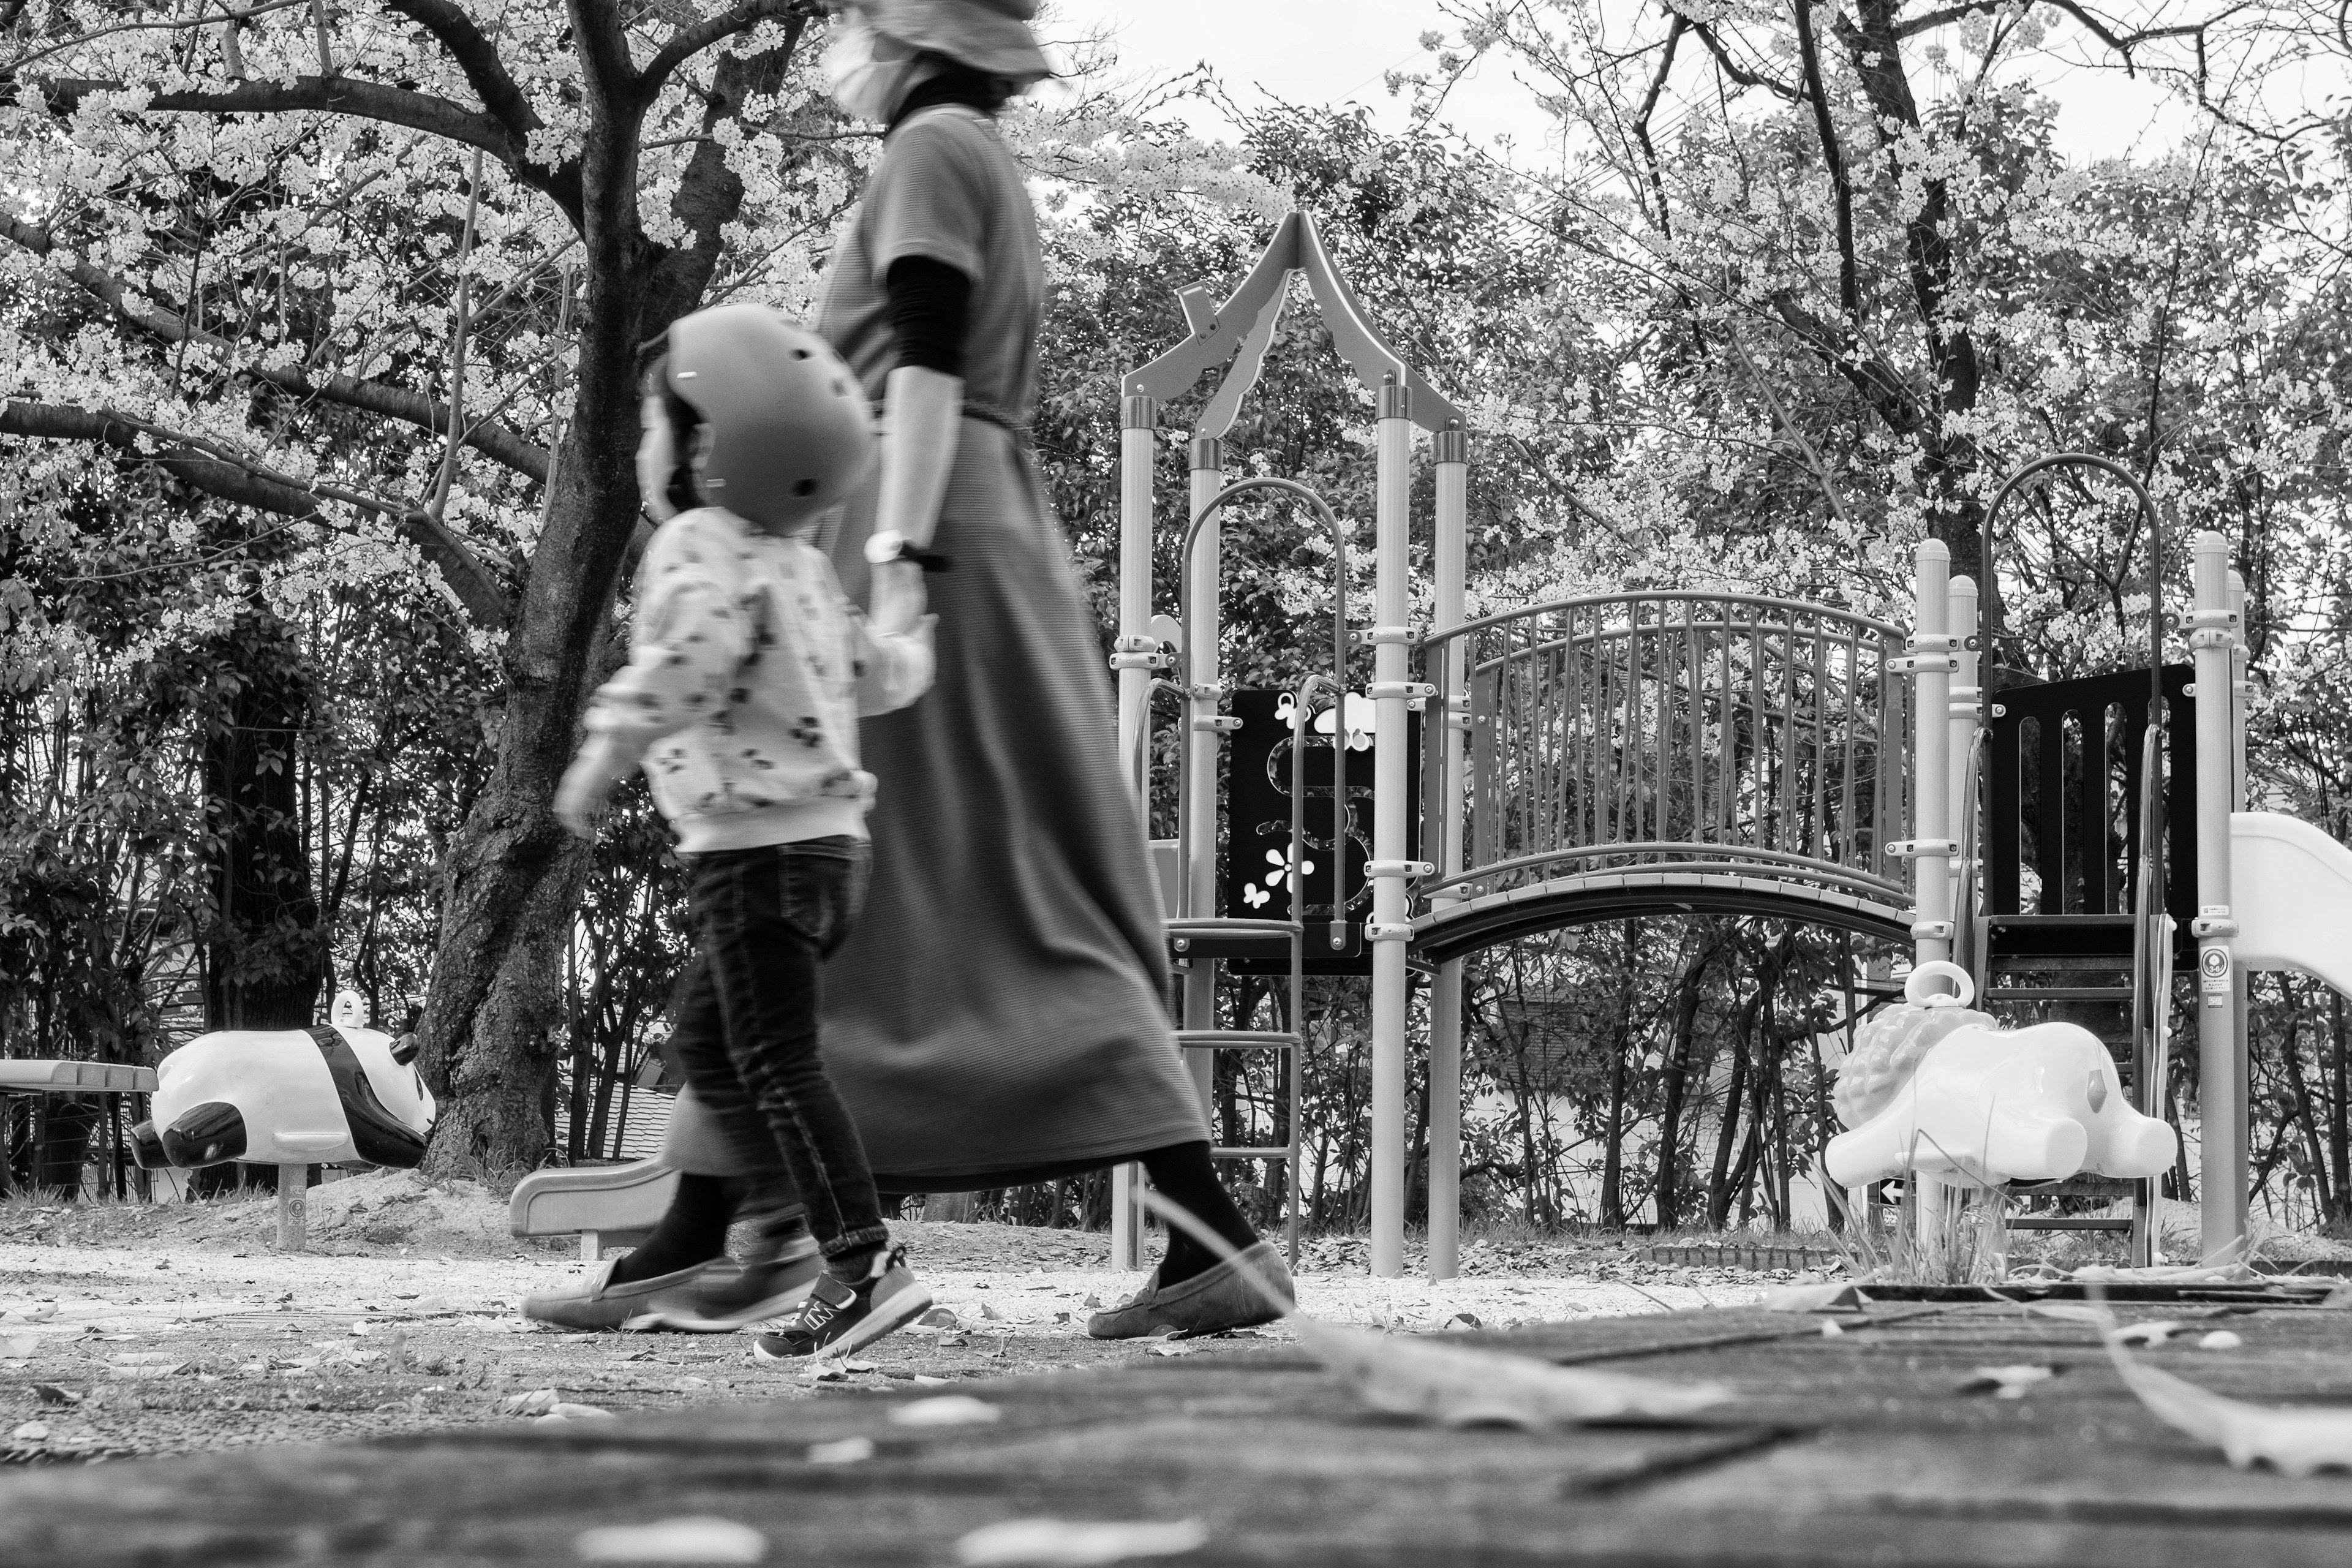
[2,0,854,1170]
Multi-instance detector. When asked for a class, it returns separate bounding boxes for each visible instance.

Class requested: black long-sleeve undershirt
[883,255,973,378]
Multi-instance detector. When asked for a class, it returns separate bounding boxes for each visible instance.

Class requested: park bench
[0,1060,159,1199]
[0,1060,158,1094]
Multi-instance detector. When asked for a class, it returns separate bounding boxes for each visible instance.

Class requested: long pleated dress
[813,102,1205,1190]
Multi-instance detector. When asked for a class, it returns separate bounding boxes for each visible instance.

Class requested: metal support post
[2191,532,2246,1259]
[1182,436,1226,1124]
[1909,541,1954,973]
[1907,543,1955,1243]
[1110,393,1158,1272]
[2227,570,2251,1258]
[1947,573,1981,976]
[276,1165,307,1251]
[1427,423,1468,1281]
[1368,377,1414,1278]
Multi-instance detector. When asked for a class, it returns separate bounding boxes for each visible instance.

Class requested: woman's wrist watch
[863,530,952,573]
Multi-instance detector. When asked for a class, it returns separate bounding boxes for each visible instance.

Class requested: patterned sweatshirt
[581,507,933,854]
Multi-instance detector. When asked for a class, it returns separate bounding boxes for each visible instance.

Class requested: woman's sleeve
[884,255,973,375]
[865,116,989,284]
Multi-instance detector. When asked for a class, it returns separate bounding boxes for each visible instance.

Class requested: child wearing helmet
[551,302,938,1363]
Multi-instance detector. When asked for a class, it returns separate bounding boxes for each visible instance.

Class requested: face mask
[823,15,917,124]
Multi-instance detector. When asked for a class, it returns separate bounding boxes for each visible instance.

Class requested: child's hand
[555,748,621,840]
[869,558,928,639]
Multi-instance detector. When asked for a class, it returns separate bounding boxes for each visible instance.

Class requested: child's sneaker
[751,1243,930,1363]
[639,1230,824,1332]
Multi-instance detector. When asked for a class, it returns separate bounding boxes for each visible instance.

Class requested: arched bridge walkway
[1412,591,1915,960]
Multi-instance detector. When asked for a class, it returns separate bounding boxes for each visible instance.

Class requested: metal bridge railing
[1416,591,1912,914]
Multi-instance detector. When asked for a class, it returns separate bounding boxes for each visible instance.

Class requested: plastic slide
[2231,812,2352,995]
[509,1158,678,1261]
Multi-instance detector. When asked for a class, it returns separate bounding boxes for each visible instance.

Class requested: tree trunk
[1651,937,1713,1227]
[2331,987,2350,1224]
[1598,919,1637,1229]
[415,210,643,1176]
[1705,1011,1752,1230]
[1834,0,1988,586]
[202,615,325,1034]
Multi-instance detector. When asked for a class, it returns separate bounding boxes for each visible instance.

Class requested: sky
[1043,0,2246,166]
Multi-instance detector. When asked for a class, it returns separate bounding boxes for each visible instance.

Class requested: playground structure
[1114,211,2352,1280]
[501,212,2352,1275]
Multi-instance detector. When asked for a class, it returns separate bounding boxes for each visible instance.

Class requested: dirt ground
[0,1174,1796,1464]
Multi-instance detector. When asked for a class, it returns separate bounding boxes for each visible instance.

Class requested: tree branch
[642,18,812,324]
[1685,19,1803,103]
[0,210,550,484]
[1899,0,2228,58]
[1766,289,1926,435]
[36,74,585,229]
[0,398,511,627]
[636,0,815,104]
[385,0,545,143]
[569,0,639,109]
[1792,0,1860,319]
[0,0,309,78]
[1630,16,1686,237]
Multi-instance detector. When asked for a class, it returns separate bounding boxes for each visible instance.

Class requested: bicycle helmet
[658,304,875,532]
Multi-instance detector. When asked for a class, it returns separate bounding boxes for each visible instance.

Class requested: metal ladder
[1981,913,2148,1257]
[1150,478,1354,1270]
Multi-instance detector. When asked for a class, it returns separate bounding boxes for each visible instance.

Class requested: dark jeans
[665,836,888,1260]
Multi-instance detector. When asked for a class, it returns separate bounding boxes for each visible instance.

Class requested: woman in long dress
[528,0,1291,1341]
[815,0,1287,1337]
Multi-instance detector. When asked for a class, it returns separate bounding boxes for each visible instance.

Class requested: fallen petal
[2112,1321,2185,1347]
[1761,1281,1858,1313]
[2108,1338,2352,1472]
[2025,1303,2114,1329]
[1295,1317,1728,1429]
[954,1517,1208,1566]
[1961,1365,2056,1399]
[890,1395,1002,1427]
[574,1516,767,1562]
[806,1437,875,1464]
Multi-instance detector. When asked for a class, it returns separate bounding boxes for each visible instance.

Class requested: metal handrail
[1978,452,2166,733]
[1951,728,1988,990]
[1422,589,1907,655]
[1181,476,1352,948]
[1181,477,1351,693]
[1420,850,1908,907]
[1129,675,1188,821]
[1289,673,1352,949]
[1430,587,1908,926]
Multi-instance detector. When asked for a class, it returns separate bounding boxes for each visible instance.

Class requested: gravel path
[0,1183,1794,1464]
